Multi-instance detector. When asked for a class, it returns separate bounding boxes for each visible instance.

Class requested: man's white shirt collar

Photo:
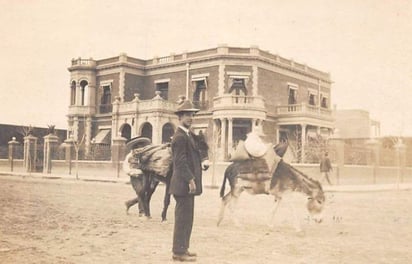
[179,126,190,136]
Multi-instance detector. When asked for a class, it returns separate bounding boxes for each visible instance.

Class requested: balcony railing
[276,103,332,117]
[68,105,95,115]
[213,95,265,110]
[115,98,178,114]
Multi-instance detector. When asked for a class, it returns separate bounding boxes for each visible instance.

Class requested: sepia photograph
[0,0,411,263]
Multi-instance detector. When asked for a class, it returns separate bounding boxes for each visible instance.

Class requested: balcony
[212,95,266,119]
[68,58,96,71]
[276,103,334,125]
[114,97,178,115]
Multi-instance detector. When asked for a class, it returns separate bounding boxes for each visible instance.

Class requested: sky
[0,0,411,136]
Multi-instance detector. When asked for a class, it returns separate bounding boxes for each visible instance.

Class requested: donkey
[217,157,325,232]
[125,131,209,221]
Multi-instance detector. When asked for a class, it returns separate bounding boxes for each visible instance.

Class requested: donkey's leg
[217,192,232,226]
[161,182,171,222]
[141,174,153,219]
[227,187,244,227]
[145,178,159,205]
[268,197,282,230]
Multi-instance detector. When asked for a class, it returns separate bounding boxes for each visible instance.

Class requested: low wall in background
[1,159,411,186]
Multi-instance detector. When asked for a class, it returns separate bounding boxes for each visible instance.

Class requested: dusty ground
[0,175,411,264]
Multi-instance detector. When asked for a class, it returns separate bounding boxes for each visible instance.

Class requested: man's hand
[188,179,196,194]
[201,160,210,171]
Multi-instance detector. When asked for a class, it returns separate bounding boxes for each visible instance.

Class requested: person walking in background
[123,136,152,215]
[320,152,333,185]
[169,100,204,262]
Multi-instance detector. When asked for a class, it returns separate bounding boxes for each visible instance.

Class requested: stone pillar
[24,134,38,172]
[329,137,344,185]
[112,134,127,178]
[64,138,74,175]
[366,138,380,184]
[221,118,227,161]
[301,124,307,163]
[8,137,19,172]
[228,118,233,153]
[43,134,59,174]
[152,115,161,145]
[395,140,406,186]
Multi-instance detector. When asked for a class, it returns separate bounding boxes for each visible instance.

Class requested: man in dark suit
[170,100,203,262]
[320,152,333,185]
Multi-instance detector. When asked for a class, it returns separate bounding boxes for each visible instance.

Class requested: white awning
[93,129,111,144]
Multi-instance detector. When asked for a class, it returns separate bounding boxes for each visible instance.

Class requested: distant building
[67,45,334,162]
[334,109,380,139]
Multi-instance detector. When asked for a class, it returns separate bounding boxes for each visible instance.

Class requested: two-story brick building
[67,45,334,162]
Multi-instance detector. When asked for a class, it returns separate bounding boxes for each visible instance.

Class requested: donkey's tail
[219,167,228,198]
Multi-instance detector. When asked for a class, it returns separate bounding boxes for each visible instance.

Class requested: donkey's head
[192,130,210,170]
[306,187,325,223]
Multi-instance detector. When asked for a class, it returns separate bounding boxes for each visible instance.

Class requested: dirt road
[0,175,411,263]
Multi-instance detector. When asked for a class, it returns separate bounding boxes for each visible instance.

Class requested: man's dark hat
[126,136,151,152]
[175,100,199,114]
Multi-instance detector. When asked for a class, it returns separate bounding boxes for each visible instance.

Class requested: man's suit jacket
[169,127,203,196]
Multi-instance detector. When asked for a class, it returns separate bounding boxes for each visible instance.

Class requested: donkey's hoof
[125,203,130,214]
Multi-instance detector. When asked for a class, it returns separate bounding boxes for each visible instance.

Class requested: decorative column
[112,96,121,140]
[24,133,38,172]
[300,124,307,163]
[43,133,59,174]
[112,133,127,178]
[252,65,258,96]
[218,63,225,96]
[133,93,140,136]
[85,116,92,157]
[366,138,381,184]
[228,118,233,152]
[8,137,19,172]
[221,118,227,160]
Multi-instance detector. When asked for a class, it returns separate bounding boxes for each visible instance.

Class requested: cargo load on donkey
[219,131,325,232]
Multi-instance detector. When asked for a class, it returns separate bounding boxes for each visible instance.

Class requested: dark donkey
[217,144,325,233]
[124,131,209,221]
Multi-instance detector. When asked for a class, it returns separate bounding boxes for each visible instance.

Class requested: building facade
[334,109,380,139]
[67,45,334,162]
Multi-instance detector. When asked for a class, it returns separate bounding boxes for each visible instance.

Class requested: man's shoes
[185,251,197,257]
[172,253,196,262]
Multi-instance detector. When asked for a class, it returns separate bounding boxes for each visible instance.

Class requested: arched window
[70,81,76,105]
[80,80,88,106]
[141,123,153,141]
[121,124,132,140]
